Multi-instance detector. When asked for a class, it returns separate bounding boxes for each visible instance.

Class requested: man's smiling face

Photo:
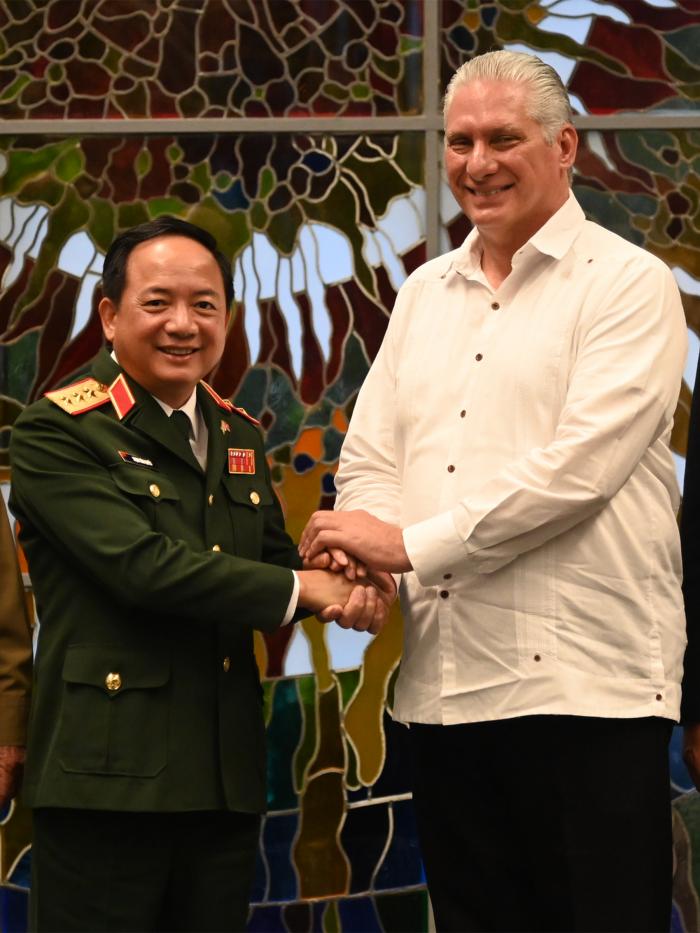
[99,235,228,408]
[444,78,576,250]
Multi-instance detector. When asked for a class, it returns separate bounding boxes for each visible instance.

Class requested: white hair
[443,50,573,145]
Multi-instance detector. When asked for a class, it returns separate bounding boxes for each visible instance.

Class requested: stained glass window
[1,2,699,931]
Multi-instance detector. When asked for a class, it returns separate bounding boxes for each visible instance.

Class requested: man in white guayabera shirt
[300,50,688,933]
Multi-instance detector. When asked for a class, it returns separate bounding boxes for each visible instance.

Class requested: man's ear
[98,296,117,343]
[559,123,578,171]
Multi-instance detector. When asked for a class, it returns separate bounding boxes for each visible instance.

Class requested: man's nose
[467,142,496,180]
[165,302,196,333]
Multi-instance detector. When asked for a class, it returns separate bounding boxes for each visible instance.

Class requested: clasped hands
[297,509,412,636]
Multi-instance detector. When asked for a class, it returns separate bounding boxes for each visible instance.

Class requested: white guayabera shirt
[336,193,688,725]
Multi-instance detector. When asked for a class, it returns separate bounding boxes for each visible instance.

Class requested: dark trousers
[409,715,674,933]
[30,807,261,932]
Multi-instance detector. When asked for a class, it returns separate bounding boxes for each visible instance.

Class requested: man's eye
[196,301,216,311]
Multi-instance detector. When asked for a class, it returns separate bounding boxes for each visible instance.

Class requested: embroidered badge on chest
[228,448,255,474]
[119,450,155,469]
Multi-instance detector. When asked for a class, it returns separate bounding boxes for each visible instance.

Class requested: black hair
[101,215,234,309]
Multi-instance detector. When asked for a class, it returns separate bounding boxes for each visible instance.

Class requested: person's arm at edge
[0,495,32,807]
[680,355,700,788]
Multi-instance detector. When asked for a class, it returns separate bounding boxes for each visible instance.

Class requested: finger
[302,552,331,570]
[355,560,368,579]
[356,586,379,632]
[336,585,368,630]
[299,512,330,555]
[329,547,349,568]
[316,604,343,624]
[303,530,339,563]
[367,600,388,635]
[342,585,377,633]
[368,570,398,602]
[330,548,355,580]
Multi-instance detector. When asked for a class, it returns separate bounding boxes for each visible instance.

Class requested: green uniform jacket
[0,495,32,746]
[9,350,302,814]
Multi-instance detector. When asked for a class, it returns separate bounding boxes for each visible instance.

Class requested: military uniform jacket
[0,495,32,746]
[9,350,301,813]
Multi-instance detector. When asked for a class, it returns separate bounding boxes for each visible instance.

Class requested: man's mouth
[159,347,197,357]
[466,184,514,197]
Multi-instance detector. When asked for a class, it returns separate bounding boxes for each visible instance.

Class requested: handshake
[295,508,413,636]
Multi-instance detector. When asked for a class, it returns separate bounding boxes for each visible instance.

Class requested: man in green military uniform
[10,216,391,931]
[0,494,32,809]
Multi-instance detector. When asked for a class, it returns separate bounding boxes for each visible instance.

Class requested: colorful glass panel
[0,0,424,120]
[440,0,700,115]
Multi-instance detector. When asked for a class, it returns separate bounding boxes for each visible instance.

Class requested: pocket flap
[222,475,273,509]
[110,466,180,503]
[62,644,170,693]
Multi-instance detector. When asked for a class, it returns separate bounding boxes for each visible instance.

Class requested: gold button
[223,656,231,673]
[212,544,221,552]
[149,483,160,498]
[105,672,122,692]
[208,494,214,506]
[249,490,260,506]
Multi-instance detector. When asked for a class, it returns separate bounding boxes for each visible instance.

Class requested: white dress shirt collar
[449,190,585,280]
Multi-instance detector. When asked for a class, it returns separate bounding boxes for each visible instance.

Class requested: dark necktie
[170,409,193,442]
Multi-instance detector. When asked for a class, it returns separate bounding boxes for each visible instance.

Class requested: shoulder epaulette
[230,404,261,427]
[201,381,261,426]
[45,377,111,415]
[200,380,233,412]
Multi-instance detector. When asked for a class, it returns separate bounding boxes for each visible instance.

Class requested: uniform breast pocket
[109,465,184,533]
[110,465,180,508]
[221,476,272,558]
[58,644,170,778]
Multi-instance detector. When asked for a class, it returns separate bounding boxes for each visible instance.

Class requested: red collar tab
[108,374,136,420]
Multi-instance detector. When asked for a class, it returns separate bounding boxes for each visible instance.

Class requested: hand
[0,745,25,808]
[302,549,368,581]
[683,724,700,791]
[299,510,412,573]
[317,568,397,635]
[297,568,361,618]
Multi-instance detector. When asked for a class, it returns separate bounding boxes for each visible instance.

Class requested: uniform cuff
[281,570,300,625]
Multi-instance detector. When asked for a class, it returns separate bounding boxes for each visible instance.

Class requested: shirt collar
[153,388,198,432]
[110,350,199,438]
[448,191,585,278]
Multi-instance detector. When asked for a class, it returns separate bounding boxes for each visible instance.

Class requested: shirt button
[447,464,455,473]
[223,657,231,673]
[212,544,221,552]
[149,483,160,498]
[208,494,214,506]
[443,573,452,580]
[460,410,466,418]
[439,590,449,599]
[491,302,500,310]
[534,654,541,662]
[655,693,662,701]
[475,353,483,361]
